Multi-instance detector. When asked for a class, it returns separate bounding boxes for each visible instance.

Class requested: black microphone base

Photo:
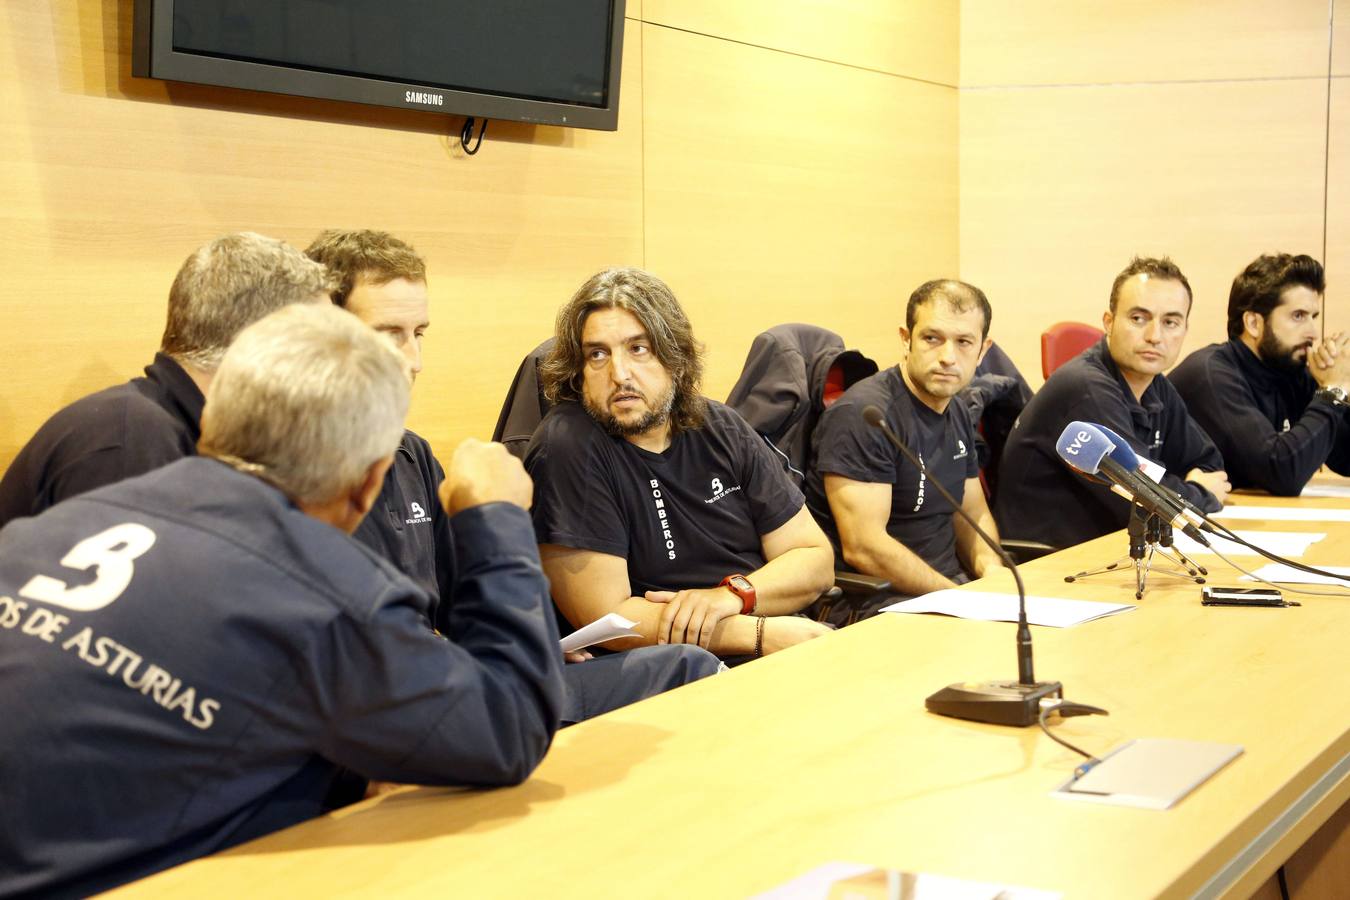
[925,679,1064,727]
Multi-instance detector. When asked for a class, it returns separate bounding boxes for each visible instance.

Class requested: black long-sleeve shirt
[1169,339,1350,496]
[0,354,203,528]
[995,339,1223,549]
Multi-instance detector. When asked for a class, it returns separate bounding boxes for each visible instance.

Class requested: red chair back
[1041,321,1103,379]
[823,362,848,407]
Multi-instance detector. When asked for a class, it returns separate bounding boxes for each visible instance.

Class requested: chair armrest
[833,570,892,596]
[999,539,1056,564]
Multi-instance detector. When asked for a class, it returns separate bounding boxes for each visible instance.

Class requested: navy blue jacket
[0,457,562,898]
[1170,339,1350,495]
[996,339,1223,548]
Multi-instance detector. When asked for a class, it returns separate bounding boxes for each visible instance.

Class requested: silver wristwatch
[1314,386,1348,407]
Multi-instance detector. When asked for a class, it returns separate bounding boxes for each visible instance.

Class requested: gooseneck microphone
[862,404,1064,726]
[1054,422,1210,545]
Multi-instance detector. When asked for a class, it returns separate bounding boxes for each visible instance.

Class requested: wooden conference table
[116,492,1350,899]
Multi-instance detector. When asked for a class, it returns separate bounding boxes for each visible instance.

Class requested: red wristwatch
[720,574,757,615]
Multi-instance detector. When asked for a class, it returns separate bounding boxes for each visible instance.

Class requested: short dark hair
[1226,253,1325,340]
[539,267,707,434]
[304,230,427,307]
[906,279,992,340]
[1109,256,1192,313]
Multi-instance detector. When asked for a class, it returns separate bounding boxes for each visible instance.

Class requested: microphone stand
[864,406,1062,727]
[1066,506,1205,600]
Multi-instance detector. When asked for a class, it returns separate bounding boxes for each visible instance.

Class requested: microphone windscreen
[1093,423,1142,469]
[1055,421,1114,474]
[862,405,886,428]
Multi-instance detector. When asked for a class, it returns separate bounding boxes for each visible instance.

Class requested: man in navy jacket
[996,257,1230,548]
[0,305,563,897]
[1170,253,1350,495]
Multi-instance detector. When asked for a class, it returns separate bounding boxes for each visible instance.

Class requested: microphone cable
[1037,700,1109,779]
[1186,510,1350,589]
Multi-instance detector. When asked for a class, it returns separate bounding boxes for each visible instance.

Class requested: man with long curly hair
[526,267,836,660]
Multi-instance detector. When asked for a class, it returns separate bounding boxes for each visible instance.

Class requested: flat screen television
[133,0,626,131]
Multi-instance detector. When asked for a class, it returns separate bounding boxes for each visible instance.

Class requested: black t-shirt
[996,338,1223,548]
[1169,339,1350,496]
[0,353,204,528]
[804,367,978,581]
[525,400,804,601]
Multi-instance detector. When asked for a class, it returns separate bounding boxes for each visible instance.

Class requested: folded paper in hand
[560,612,639,653]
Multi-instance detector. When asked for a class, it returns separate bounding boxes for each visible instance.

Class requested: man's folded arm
[540,544,767,656]
[317,503,564,788]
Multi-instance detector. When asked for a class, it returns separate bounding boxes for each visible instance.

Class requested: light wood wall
[8,2,1337,472]
[960,0,1342,386]
[0,0,958,472]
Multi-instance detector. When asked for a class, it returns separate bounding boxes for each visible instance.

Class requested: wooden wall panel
[643,0,958,86]
[1334,0,1349,76]
[0,0,644,468]
[642,23,958,397]
[1329,80,1350,299]
[960,79,1328,385]
[961,0,1332,87]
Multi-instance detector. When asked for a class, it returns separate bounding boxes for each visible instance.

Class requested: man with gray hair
[0,304,563,897]
[0,232,332,527]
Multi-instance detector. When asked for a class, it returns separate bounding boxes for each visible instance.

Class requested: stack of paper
[1171,530,1324,558]
[882,590,1134,628]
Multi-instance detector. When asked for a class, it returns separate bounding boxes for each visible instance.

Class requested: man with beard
[1170,253,1350,495]
[996,256,1230,548]
[802,280,1008,623]
[526,267,835,659]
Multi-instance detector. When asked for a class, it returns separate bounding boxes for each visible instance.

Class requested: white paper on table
[1300,483,1350,499]
[752,861,1060,900]
[559,613,639,653]
[1214,505,1350,523]
[1239,563,1350,586]
[1172,530,1325,558]
[756,863,1058,895]
[1052,738,1243,810]
[882,589,1134,628]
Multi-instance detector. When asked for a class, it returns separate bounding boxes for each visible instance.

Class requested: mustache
[609,384,647,403]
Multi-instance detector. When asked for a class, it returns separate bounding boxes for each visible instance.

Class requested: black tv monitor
[133,0,626,131]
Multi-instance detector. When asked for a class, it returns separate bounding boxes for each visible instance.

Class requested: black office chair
[491,337,555,459]
[725,324,897,625]
[725,323,878,487]
[960,343,1052,564]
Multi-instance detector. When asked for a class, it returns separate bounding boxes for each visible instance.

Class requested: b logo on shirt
[954,439,968,460]
[406,501,432,525]
[704,475,742,505]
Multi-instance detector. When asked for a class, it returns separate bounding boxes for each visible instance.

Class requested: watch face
[729,575,752,593]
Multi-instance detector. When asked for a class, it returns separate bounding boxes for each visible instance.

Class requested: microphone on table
[1054,421,1210,546]
[862,404,1064,727]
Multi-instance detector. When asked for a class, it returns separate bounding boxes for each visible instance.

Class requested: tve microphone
[1055,422,1208,545]
[862,404,1064,727]
[1094,424,1206,528]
